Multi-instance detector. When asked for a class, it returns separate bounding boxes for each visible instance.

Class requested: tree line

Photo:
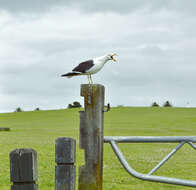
[151,101,172,107]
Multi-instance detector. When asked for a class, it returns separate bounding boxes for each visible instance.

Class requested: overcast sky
[1,1,196,113]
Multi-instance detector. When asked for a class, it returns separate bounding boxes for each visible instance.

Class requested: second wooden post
[78,84,105,190]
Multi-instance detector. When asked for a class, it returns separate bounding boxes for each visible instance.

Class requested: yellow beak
[111,53,117,62]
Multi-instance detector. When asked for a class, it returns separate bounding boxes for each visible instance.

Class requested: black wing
[72,60,94,73]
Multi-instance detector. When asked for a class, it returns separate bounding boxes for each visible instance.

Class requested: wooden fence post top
[10,148,37,156]
[55,137,76,164]
[80,84,105,108]
[80,84,104,97]
[10,148,37,182]
[10,148,38,190]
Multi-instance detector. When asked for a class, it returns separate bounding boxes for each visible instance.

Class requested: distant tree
[163,101,172,107]
[68,101,82,109]
[15,107,23,112]
[68,104,73,109]
[72,101,82,108]
[151,102,160,107]
[35,108,40,111]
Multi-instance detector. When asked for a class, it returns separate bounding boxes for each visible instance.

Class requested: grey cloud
[1,0,196,15]
[1,2,196,112]
[0,0,69,13]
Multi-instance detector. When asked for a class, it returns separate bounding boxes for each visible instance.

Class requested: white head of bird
[106,53,117,62]
[95,53,117,64]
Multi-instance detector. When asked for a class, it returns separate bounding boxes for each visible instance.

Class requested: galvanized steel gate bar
[104,136,196,187]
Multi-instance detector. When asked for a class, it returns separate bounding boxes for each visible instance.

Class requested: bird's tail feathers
[61,72,81,78]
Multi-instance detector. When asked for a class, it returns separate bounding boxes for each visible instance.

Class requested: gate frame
[104,136,196,187]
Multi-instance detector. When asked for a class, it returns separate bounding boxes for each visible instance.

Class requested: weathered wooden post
[55,137,76,190]
[79,84,105,190]
[10,149,38,190]
[0,127,10,131]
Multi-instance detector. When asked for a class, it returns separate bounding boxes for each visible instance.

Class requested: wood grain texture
[10,149,38,190]
[79,84,105,190]
[55,137,76,190]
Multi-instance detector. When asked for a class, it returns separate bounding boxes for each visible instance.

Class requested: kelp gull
[61,53,117,84]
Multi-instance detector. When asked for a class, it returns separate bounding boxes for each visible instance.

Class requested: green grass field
[1,107,196,190]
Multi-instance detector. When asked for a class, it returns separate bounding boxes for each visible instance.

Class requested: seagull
[61,53,117,84]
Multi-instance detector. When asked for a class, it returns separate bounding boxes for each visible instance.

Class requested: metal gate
[104,136,196,187]
[78,84,196,190]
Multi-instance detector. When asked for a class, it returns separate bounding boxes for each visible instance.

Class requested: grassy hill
[1,107,196,190]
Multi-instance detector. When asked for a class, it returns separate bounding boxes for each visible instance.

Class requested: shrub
[15,107,23,112]
[151,102,159,107]
[163,101,172,107]
[73,101,82,108]
[68,101,82,109]
[68,104,73,109]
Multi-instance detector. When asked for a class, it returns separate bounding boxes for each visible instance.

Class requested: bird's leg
[87,75,92,103]
[87,75,91,84]
[90,75,93,84]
